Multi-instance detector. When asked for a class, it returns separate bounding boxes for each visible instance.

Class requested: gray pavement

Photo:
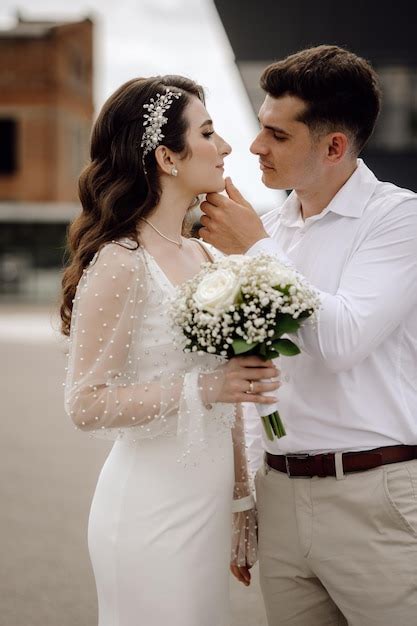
[0,305,267,626]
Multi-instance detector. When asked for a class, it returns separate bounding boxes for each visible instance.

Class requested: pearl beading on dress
[63,237,257,566]
[64,239,235,455]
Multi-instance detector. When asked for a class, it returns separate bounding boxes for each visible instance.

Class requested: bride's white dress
[64,240,239,626]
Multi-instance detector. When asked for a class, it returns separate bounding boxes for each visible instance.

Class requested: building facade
[0,15,93,203]
[0,15,93,301]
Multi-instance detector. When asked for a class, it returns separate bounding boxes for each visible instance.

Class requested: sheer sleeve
[231,404,258,568]
[64,242,233,449]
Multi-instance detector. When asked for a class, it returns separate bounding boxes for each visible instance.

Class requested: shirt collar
[279,191,304,227]
[280,159,379,227]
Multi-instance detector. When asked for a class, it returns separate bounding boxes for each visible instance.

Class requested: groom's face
[250,94,320,191]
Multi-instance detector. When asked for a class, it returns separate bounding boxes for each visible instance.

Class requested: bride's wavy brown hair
[60,75,204,335]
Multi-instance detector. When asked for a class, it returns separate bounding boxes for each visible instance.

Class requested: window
[0,118,18,174]
[371,66,417,151]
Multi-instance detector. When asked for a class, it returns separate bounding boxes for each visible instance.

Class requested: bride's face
[177,97,232,194]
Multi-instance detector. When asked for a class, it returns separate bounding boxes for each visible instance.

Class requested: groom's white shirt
[244,159,417,465]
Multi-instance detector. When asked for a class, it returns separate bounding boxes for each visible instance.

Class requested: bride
[60,75,280,626]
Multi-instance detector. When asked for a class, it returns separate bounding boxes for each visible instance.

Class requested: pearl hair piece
[140,89,182,158]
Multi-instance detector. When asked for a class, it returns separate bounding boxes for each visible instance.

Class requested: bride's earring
[171,166,178,177]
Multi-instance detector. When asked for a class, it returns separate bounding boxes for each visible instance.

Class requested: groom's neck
[297,160,358,221]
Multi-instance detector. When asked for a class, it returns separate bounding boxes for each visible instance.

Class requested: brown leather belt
[265,445,417,478]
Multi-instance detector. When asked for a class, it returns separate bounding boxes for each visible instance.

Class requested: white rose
[194,269,241,313]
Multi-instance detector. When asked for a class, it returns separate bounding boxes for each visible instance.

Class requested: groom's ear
[326,132,349,163]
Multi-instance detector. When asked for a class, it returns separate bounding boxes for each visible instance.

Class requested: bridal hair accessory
[140,89,182,158]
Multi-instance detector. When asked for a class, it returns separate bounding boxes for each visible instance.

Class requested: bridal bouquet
[171,254,320,440]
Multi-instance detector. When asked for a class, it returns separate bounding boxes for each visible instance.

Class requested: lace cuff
[231,508,258,567]
[232,480,255,512]
[232,494,255,513]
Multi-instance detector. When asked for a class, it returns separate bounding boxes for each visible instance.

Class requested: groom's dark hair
[260,45,382,154]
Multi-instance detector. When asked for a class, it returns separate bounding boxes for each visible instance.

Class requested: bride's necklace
[140,218,182,248]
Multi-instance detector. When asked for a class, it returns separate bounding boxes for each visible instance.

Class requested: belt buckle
[285,453,310,478]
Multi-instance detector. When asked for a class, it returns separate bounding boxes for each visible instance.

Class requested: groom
[199,45,417,625]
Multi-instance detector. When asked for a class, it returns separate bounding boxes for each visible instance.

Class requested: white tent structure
[0,0,286,213]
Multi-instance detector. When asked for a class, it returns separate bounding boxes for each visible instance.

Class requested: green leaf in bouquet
[234,290,244,305]
[232,339,257,355]
[263,348,280,360]
[273,284,290,296]
[298,309,314,320]
[272,338,301,356]
[259,343,267,357]
[273,314,301,338]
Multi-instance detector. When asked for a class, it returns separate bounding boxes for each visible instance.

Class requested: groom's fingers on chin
[198,227,212,242]
[205,192,224,205]
[199,200,210,213]
[200,201,219,217]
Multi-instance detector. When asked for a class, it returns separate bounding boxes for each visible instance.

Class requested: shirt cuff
[245,236,292,265]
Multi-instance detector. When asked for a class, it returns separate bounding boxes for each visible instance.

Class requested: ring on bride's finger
[246,380,254,394]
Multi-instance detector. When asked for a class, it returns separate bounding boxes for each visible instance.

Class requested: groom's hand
[199,177,268,254]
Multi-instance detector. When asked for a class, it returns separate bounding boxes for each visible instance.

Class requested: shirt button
[284,374,291,382]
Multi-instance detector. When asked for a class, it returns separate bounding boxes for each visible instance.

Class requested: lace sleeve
[231,404,258,568]
[64,242,233,449]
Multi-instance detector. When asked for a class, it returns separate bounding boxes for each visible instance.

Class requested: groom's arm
[199,179,417,373]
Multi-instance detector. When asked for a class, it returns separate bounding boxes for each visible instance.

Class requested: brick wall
[0,18,93,202]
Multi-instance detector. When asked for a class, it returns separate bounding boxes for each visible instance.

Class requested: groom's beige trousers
[255,458,417,626]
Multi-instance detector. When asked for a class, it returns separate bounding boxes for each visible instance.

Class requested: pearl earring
[171,167,178,177]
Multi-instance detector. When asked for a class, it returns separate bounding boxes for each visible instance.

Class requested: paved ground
[0,305,267,626]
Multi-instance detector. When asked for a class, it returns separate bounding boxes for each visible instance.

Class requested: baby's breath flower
[170,254,320,359]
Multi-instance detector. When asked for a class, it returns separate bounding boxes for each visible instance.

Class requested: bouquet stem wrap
[256,390,286,440]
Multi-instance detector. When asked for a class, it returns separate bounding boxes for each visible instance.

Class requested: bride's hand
[230,563,252,586]
[205,356,281,405]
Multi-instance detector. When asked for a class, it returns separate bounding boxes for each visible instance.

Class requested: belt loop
[335,452,345,480]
